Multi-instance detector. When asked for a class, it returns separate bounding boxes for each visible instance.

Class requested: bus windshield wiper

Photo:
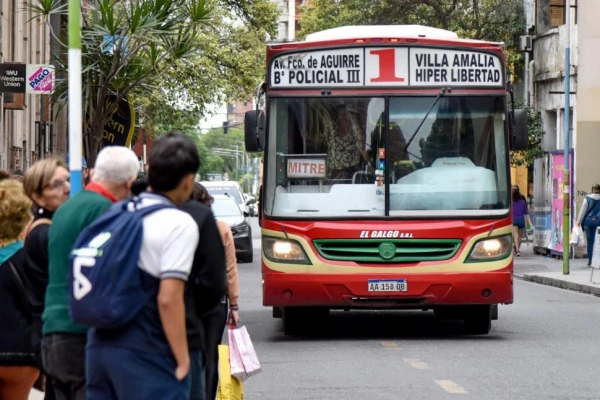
[400,87,449,158]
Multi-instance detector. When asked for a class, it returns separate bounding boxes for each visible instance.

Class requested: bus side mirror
[245,110,265,152]
[511,109,528,151]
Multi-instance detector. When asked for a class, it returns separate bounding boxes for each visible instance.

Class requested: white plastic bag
[569,226,585,248]
[228,326,262,382]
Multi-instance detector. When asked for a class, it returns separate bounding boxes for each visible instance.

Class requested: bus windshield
[264,96,509,218]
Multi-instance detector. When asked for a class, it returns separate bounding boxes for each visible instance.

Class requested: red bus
[244,25,528,335]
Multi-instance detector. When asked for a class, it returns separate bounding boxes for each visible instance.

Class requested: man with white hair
[42,146,140,400]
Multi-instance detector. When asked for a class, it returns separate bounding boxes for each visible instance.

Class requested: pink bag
[228,326,262,382]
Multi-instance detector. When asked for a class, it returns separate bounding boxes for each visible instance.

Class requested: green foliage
[299,0,526,73]
[510,105,545,167]
[197,128,249,183]
[139,0,279,136]
[30,0,279,165]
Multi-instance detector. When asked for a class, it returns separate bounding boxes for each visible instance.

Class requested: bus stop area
[514,244,600,297]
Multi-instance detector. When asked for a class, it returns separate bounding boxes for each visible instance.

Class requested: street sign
[26,64,55,94]
[102,95,136,147]
[0,63,55,94]
[0,64,26,93]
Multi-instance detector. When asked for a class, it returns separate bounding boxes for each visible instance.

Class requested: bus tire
[272,306,282,319]
[491,304,499,320]
[463,305,492,335]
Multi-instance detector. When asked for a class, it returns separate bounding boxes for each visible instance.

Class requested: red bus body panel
[261,218,514,308]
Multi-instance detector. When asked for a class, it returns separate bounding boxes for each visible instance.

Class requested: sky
[199,103,229,133]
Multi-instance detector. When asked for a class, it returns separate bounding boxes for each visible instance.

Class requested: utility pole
[563,1,571,274]
[235,144,239,181]
[68,0,83,195]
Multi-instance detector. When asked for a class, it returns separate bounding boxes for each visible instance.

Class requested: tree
[31,0,279,166]
[510,105,545,167]
[299,0,525,73]
[31,0,212,165]
[137,0,279,139]
[196,127,256,184]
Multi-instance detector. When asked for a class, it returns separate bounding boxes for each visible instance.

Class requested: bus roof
[304,25,459,42]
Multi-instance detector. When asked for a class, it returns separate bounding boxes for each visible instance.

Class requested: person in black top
[22,158,71,399]
[0,179,40,399]
[179,182,228,400]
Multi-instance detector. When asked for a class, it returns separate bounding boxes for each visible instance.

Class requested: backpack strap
[27,218,52,236]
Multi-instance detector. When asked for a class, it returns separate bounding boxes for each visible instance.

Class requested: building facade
[272,0,304,42]
[529,0,600,255]
[0,0,59,171]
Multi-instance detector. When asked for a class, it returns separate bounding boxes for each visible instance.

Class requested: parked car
[202,181,249,216]
[212,194,253,263]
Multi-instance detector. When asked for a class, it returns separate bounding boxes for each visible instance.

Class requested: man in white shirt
[86,133,201,400]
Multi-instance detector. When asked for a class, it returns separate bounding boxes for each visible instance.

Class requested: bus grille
[312,239,462,263]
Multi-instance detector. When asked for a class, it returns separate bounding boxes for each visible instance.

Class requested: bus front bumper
[263,269,513,308]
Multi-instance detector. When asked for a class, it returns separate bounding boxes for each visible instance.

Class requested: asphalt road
[30,218,600,400]
[241,218,600,400]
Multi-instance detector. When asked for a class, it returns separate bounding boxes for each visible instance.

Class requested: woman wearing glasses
[22,158,70,398]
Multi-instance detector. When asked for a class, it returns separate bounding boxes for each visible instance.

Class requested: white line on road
[435,380,468,394]
[403,358,431,370]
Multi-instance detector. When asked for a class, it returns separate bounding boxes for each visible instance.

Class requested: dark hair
[147,132,200,192]
[512,187,522,202]
[0,170,10,181]
[191,182,213,206]
[131,176,148,196]
[11,169,24,177]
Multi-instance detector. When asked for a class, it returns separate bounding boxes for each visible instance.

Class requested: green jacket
[43,190,113,335]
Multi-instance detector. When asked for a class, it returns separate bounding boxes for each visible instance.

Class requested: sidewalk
[513,241,600,297]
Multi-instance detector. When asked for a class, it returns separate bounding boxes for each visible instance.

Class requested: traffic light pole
[68,0,83,195]
[563,3,571,274]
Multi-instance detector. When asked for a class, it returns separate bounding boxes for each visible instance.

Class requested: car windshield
[206,187,243,204]
[264,96,509,218]
[212,199,242,217]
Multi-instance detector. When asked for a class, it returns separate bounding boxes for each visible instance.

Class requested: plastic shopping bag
[525,215,533,233]
[228,326,262,382]
[569,226,585,248]
[217,345,244,400]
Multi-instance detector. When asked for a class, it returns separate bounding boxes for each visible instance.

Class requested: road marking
[435,380,468,394]
[379,341,398,348]
[403,358,430,370]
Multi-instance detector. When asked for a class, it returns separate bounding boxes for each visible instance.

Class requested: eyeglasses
[45,177,70,191]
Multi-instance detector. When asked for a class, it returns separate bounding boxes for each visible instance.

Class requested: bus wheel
[463,305,492,335]
[282,307,329,336]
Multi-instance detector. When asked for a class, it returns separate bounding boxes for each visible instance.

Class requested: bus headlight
[467,235,512,262]
[263,238,310,264]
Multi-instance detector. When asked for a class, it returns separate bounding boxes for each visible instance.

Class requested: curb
[522,273,600,297]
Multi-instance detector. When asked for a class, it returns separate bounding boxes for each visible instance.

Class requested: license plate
[368,279,407,292]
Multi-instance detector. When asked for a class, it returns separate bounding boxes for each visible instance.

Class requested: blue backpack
[69,197,173,329]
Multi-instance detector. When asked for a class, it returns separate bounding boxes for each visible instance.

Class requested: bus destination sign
[270,47,503,89]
